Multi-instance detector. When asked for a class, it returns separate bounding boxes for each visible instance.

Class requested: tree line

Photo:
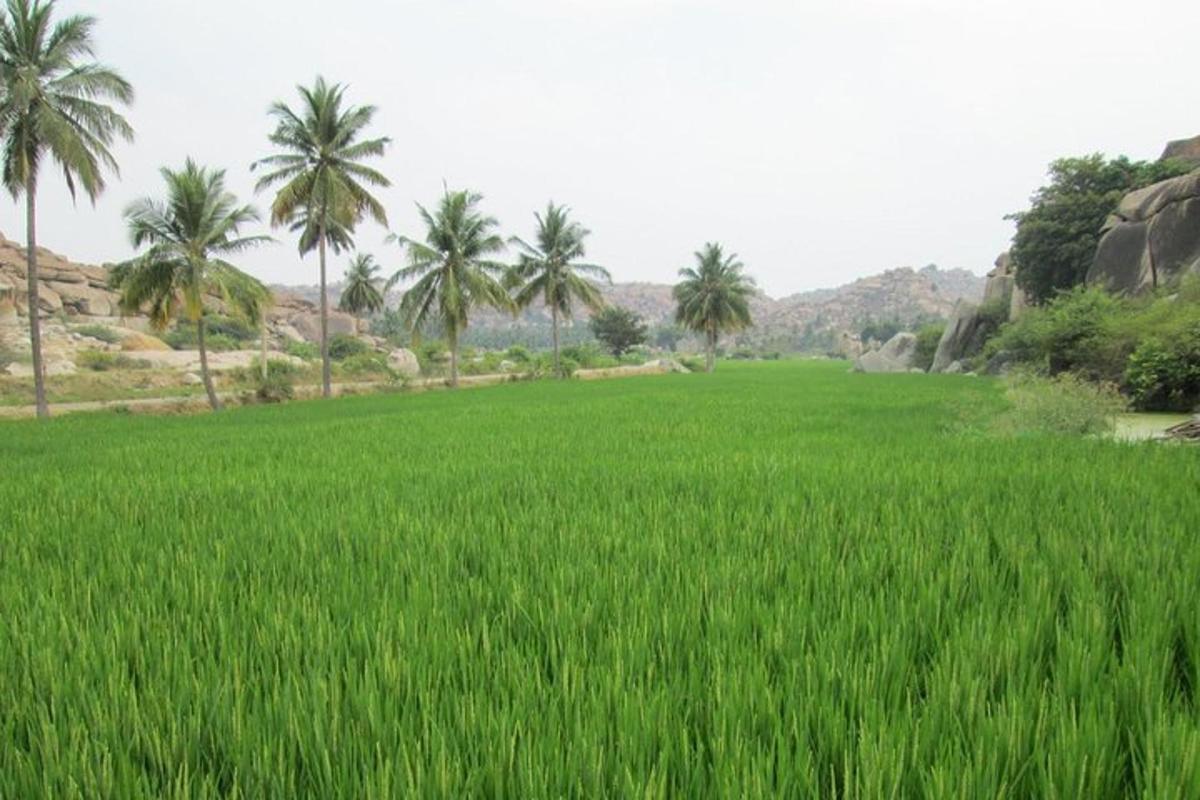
[0,0,755,417]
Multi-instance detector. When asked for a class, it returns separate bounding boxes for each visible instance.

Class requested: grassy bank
[2,362,1198,797]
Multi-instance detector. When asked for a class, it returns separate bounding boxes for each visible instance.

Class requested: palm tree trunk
[260,321,269,382]
[25,179,48,419]
[318,221,331,399]
[706,327,716,373]
[551,304,561,378]
[197,316,223,411]
[448,325,459,388]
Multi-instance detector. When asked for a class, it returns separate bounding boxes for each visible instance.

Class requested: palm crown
[338,253,385,317]
[389,189,512,385]
[0,0,134,200]
[111,160,270,327]
[252,76,390,246]
[674,243,755,371]
[509,203,610,316]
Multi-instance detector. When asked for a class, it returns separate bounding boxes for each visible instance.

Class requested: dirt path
[0,362,678,419]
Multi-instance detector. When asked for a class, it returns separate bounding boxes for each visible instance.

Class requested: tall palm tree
[508,203,610,377]
[388,188,512,387]
[0,0,133,418]
[338,253,384,333]
[253,76,389,398]
[110,160,270,411]
[673,243,755,373]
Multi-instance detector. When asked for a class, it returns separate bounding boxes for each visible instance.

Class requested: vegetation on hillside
[1008,154,1191,304]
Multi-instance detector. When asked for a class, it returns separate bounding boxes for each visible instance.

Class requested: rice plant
[1,361,1197,798]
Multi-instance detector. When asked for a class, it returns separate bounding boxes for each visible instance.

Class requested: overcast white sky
[6,0,1198,297]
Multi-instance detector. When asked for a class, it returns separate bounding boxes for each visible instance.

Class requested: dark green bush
[986,287,1126,381]
[328,334,369,361]
[255,372,294,403]
[338,352,390,376]
[913,324,946,372]
[1125,330,1200,412]
[72,324,122,344]
[76,351,152,371]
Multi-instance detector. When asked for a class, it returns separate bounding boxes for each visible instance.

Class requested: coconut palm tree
[338,253,385,333]
[253,76,389,398]
[388,189,512,387]
[110,160,270,411]
[508,203,610,377]
[673,243,755,373]
[0,0,133,418]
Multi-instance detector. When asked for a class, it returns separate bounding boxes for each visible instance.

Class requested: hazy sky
[8,0,1198,297]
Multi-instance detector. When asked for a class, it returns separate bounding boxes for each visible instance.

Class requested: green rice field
[2,361,1198,797]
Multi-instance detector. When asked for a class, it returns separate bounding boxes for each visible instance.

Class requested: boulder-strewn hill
[280,264,985,351]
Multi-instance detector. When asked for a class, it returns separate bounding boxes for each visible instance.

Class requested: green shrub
[504,345,532,364]
[338,352,390,376]
[995,371,1127,436]
[254,372,294,404]
[75,350,152,371]
[986,287,1126,381]
[285,340,320,361]
[913,324,946,372]
[164,316,257,351]
[72,324,122,344]
[679,356,705,372]
[1124,330,1200,412]
[328,334,369,361]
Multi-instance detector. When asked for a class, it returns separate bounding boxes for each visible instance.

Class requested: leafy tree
[1008,154,1190,304]
[673,243,755,372]
[111,160,270,411]
[590,306,647,356]
[508,203,611,377]
[253,76,390,398]
[912,323,946,372]
[338,253,385,332]
[388,189,512,387]
[0,0,133,418]
[651,325,685,352]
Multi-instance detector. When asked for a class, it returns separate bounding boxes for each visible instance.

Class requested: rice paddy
[2,361,1198,798]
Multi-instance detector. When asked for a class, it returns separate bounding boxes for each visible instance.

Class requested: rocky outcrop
[1162,136,1200,167]
[387,348,420,378]
[930,253,1020,373]
[1088,169,1200,295]
[853,332,918,373]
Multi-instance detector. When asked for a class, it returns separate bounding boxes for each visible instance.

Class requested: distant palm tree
[253,76,389,398]
[673,243,755,373]
[508,203,610,377]
[388,189,512,387]
[111,160,270,411]
[0,0,133,418]
[338,253,385,333]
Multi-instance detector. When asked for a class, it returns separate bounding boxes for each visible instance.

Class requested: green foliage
[1008,154,1191,303]
[673,243,755,370]
[338,253,386,318]
[859,319,903,345]
[1125,331,1200,412]
[71,324,122,345]
[504,345,532,364]
[986,287,1127,381]
[996,371,1127,436]
[74,350,152,372]
[678,355,705,372]
[589,306,647,356]
[3,362,1200,796]
[328,333,370,361]
[337,352,390,376]
[388,189,512,384]
[254,371,295,404]
[282,339,319,361]
[912,323,946,372]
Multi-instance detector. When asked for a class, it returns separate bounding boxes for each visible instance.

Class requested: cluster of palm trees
[1,0,756,418]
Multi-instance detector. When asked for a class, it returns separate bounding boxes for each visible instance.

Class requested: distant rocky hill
[280,264,985,352]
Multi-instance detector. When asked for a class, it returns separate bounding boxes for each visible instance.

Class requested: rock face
[930,253,1020,373]
[386,348,420,378]
[1162,135,1200,167]
[853,332,918,373]
[290,311,358,343]
[1088,169,1200,295]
